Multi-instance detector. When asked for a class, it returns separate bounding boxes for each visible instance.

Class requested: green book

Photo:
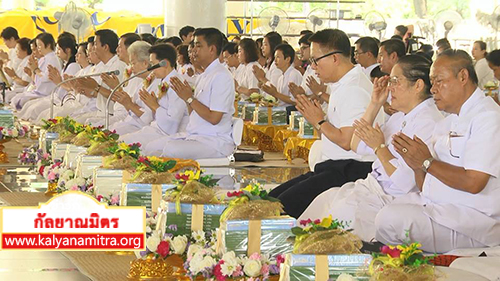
[0,109,14,128]
[288,254,372,281]
[161,202,226,236]
[122,183,176,211]
[224,218,295,257]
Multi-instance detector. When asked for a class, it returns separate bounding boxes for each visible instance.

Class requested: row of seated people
[2,25,500,254]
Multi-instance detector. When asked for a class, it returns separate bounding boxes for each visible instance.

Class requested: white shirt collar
[403,98,434,123]
[103,55,119,67]
[202,59,220,76]
[162,69,178,83]
[336,64,362,86]
[458,87,483,117]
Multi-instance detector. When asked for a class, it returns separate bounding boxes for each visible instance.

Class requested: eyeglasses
[300,46,310,51]
[309,51,343,66]
[447,131,464,158]
[388,76,403,87]
[354,50,366,56]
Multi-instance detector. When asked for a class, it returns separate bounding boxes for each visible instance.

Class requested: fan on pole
[54,1,95,43]
[257,7,290,35]
[363,11,387,41]
[306,8,330,32]
[434,10,463,39]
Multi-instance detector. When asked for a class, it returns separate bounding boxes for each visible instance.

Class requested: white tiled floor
[0,251,90,281]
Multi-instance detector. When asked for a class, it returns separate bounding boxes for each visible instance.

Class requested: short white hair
[127,41,151,62]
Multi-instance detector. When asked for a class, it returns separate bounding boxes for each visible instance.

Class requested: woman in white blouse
[18,33,81,121]
[252,31,283,87]
[299,55,444,241]
[3,37,32,102]
[235,38,261,98]
[11,32,62,110]
[472,40,494,90]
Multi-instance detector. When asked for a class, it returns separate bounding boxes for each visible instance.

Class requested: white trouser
[11,91,44,109]
[159,138,227,160]
[85,111,127,127]
[120,126,166,149]
[20,97,51,121]
[375,203,487,253]
[299,175,394,242]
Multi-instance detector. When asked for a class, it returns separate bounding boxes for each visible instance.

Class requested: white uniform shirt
[357,99,443,196]
[56,62,81,101]
[300,64,320,96]
[265,61,282,87]
[321,64,381,162]
[112,76,143,114]
[5,48,21,84]
[474,58,495,90]
[232,64,245,85]
[12,56,31,89]
[185,59,235,154]
[275,65,303,106]
[153,70,189,135]
[178,63,196,87]
[362,63,380,78]
[33,51,62,96]
[128,76,162,126]
[418,88,500,246]
[73,65,97,114]
[237,61,261,91]
[94,55,127,114]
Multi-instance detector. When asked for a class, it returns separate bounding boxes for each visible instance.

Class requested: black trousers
[268,159,373,219]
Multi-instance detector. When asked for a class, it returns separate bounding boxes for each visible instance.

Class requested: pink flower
[70,185,79,191]
[47,172,56,181]
[227,191,244,197]
[213,261,226,281]
[249,252,261,260]
[261,264,269,275]
[381,245,401,258]
[314,219,321,224]
[276,254,285,267]
[233,265,243,277]
[96,195,103,202]
[299,219,312,226]
[110,195,119,205]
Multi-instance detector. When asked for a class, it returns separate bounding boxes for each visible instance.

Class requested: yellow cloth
[284,136,319,162]
[273,129,299,151]
[243,123,289,152]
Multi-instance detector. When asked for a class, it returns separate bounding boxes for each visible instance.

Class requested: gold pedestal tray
[128,254,185,280]
[0,138,10,163]
[45,181,58,196]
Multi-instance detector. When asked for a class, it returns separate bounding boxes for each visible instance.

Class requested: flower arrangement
[36,151,53,176]
[46,117,85,143]
[95,193,120,206]
[131,156,177,183]
[56,171,93,194]
[165,170,219,213]
[43,160,66,184]
[86,129,120,156]
[143,73,155,89]
[145,211,158,236]
[185,250,284,280]
[102,142,142,169]
[140,229,217,261]
[220,182,282,221]
[369,234,434,281]
[0,123,29,140]
[18,144,44,166]
[41,117,62,131]
[291,215,361,255]
[71,125,103,147]
[157,81,169,99]
[124,67,133,80]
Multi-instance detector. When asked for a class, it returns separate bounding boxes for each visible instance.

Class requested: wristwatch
[422,157,434,172]
[374,143,386,155]
[315,119,327,130]
[186,97,194,104]
[317,91,324,97]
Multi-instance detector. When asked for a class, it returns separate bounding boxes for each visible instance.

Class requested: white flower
[221,251,239,276]
[146,226,152,233]
[171,235,188,254]
[11,128,18,137]
[192,230,205,243]
[243,258,262,277]
[146,231,161,252]
[187,244,203,260]
[337,273,356,281]
[189,252,205,274]
[75,177,86,187]
[201,255,217,269]
[61,169,74,181]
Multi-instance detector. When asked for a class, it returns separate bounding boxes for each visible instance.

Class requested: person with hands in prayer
[268,29,380,218]
[299,55,443,242]
[261,43,302,107]
[150,28,234,160]
[252,31,283,88]
[375,50,500,253]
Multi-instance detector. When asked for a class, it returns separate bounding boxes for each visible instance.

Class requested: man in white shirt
[261,43,303,107]
[269,29,381,218]
[72,29,127,123]
[159,28,235,160]
[222,42,243,78]
[379,39,406,117]
[0,27,21,82]
[354,37,380,78]
[120,43,189,151]
[376,50,500,253]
